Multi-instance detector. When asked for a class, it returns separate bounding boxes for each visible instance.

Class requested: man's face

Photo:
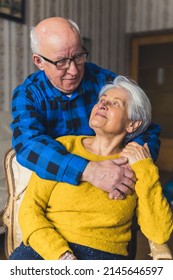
[33,31,85,94]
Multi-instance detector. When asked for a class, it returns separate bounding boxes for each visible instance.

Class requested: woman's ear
[126,120,142,133]
[32,54,44,70]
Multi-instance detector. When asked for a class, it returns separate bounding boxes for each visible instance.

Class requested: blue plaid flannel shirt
[11,62,161,184]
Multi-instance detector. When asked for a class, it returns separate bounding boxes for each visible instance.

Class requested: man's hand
[81,157,136,199]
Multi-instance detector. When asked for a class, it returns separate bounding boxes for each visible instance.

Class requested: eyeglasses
[38,47,89,70]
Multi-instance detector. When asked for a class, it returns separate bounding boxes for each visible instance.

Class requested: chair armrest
[148,240,173,260]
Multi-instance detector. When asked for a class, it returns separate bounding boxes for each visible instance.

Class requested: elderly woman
[9,76,173,260]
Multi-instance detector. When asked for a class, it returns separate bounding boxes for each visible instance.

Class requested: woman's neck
[82,135,125,156]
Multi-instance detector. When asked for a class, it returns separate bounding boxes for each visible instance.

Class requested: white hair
[30,26,38,53]
[99,75,152,142]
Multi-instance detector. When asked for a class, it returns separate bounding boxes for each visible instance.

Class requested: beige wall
[126,0,173,33]
[0,0,126,110]
[1,0,173,110]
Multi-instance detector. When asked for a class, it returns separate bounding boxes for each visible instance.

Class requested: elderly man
[11,17,160,199]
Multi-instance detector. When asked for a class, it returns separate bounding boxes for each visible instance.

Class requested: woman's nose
[98,101,108,109]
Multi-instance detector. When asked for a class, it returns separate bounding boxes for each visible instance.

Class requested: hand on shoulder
[120,142,152,165]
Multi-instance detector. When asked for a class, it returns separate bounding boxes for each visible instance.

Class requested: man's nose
[67,60,78,75]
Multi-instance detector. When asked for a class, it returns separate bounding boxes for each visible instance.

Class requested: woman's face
[89,87,132,136]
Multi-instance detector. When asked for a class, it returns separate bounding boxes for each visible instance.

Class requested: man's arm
[12,117,135,195]
[11,86,88,185]
[11,85,135,193]
[11,86,160,196]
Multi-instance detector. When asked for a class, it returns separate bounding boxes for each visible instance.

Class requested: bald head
[30,17,82,54]
[30,17,86,94]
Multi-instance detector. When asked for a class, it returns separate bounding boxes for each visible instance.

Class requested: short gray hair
[30,26,38,53]
[99,75,151,143]
[30,18,82,54]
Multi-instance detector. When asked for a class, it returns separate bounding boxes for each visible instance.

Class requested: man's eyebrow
[56,48,84,60]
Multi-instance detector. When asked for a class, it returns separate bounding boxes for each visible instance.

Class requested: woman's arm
[120,143,173,244]
[18,173,75,260]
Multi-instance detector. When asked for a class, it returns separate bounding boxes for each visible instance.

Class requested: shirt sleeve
[11,87,88,185]
[129,123,161,162]
[18,173,72,260]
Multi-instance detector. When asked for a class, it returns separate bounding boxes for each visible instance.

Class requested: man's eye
[57,59,68,65]
[75,54,83,61]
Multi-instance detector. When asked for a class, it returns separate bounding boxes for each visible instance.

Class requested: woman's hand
[120,142,152,165]
[59,251,77,260]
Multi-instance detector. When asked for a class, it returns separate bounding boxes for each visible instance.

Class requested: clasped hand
[82,157,136,200]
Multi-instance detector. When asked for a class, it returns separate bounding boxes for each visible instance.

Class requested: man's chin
[63,81,80,93]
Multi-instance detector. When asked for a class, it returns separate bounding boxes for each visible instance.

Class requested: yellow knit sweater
[18,135,173,260]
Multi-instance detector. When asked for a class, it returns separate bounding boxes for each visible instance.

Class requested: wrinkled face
[33,27,85,94]
[89,87,132,135]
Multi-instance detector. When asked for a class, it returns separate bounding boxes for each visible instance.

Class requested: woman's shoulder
[56,135,80,151]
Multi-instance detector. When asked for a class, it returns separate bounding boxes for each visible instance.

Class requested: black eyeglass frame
[37,46,89,70]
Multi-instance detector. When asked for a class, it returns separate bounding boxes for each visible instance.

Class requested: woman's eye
[99,99,104,103]
[98,99,120,107]
[112,101,119,106]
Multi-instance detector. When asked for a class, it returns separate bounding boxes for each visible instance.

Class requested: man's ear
[32,54,44,70]
[126,120,142,133]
